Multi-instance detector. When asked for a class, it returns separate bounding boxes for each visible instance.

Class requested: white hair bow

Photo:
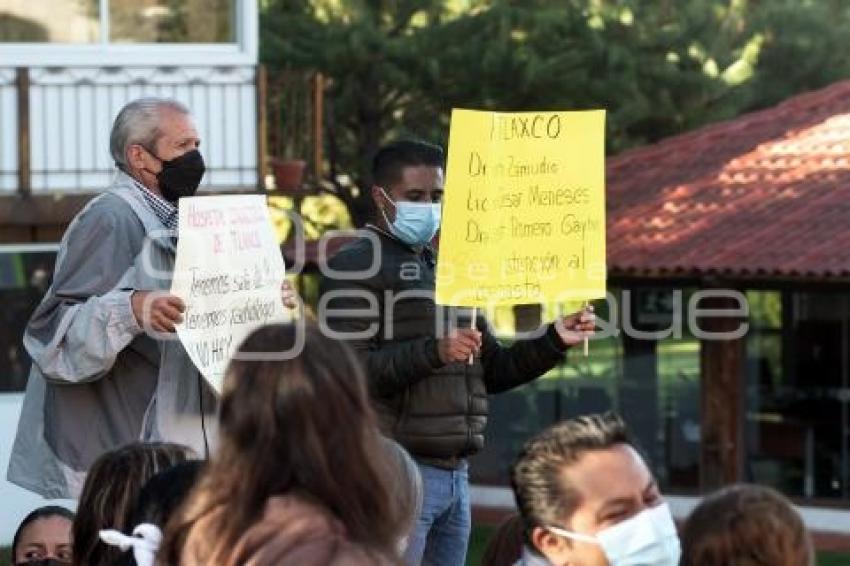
[99,523,162,566]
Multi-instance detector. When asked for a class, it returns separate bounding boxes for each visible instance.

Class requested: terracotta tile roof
[607,80,850,280]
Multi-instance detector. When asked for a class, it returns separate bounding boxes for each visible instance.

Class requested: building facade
[471,82,850,548]
[0,0,262,542]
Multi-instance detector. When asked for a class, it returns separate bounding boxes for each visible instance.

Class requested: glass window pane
[748,291,850,501]
[109,0,235,43]
[657,322,701,492]
[0,249,57,392]
[469,288,706,493]
[0,0,99,43]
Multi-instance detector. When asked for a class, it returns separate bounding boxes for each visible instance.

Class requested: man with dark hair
[319,139,595,565]
[510,413,681,566]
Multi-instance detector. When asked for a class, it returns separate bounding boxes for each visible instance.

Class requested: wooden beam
[699,292,747,490]
[0,226,32,243]
[255,64,269,191]
[16,68,31,197]
[0,193,94,227]
[312,73,324,180]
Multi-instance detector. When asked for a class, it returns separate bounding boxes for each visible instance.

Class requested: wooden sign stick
[468,306,477,365]
[583,301,589,357]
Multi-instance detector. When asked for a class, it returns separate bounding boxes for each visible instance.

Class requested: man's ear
[532,526,572,566]
[126,144,148,171]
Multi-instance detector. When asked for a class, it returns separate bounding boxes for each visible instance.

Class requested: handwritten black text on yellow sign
[435,109,606,307]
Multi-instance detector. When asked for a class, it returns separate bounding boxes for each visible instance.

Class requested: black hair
[111,461,204,566]
[371,140,444,189]
[12,506,75,559]
[129,460,203,527]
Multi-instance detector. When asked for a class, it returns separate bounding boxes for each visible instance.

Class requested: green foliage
[261,0,850,226]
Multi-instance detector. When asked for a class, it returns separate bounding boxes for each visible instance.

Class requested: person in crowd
[481,514,525,566]
[72,442,192,566]
[383,436,424,555]
[7,96,296,499]
[159,323,410,565]
[130,460,205,532]
[510,413,680,566]
[318,139,596,565]
[102,460,205,566]
[12,506,74,565]
[680,483,814,566]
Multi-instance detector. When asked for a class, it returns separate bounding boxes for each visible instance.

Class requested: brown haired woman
[681,483,814,566]
[72,442,192,566]
[159,323,407,565]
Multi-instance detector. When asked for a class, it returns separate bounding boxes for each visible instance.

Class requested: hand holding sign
[281,279,298,310]
[554,305,596,348]
[131,291,185,333]
[438,328,482,364]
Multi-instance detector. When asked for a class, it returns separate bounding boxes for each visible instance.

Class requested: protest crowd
[6,98,816,566]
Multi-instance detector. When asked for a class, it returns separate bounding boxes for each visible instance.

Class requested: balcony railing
[0,64,263,196]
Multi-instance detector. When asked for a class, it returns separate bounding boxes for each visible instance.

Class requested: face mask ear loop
[136,144,164,165]
[546,525,601,545]
[377,186,396,226]
[133,144,162,183]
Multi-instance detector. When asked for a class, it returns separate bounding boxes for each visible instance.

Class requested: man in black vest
[319,140,595,565]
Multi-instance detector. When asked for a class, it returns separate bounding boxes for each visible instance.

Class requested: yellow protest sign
[435,109,606,307]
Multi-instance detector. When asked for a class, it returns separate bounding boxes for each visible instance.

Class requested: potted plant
[270,69,312,191]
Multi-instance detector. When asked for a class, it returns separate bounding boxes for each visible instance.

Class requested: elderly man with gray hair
[8,98,215,498]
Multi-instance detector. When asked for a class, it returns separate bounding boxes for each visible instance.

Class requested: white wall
[0,394,75,545]
[0,69,18,193]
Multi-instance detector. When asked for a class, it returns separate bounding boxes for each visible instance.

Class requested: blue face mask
[380,189,442,246]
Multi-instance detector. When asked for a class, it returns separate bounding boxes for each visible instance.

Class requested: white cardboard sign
[170,195,288,393]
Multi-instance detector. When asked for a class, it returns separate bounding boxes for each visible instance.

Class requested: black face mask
[149,149,206,203]
[16,560,71,566]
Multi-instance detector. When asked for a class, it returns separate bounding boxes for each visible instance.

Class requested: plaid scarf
[131,178,179,233]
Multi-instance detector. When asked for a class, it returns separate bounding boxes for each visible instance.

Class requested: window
[0,246,57,393]
[0,0,253,66]
[747,290,850,500]
[0,0,235,44]
[0,0,99,43]
[108,1,235,43]
[469,287,704,494]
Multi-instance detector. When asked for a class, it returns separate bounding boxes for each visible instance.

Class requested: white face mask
[547,503,681,566]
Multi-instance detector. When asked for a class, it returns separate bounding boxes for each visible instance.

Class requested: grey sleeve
[24,202,145,384]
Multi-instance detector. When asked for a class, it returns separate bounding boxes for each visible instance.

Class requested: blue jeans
[404,461,471,566]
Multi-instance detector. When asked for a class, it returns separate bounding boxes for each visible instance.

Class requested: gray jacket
[7,172,217,499]
[515,547,551,566]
